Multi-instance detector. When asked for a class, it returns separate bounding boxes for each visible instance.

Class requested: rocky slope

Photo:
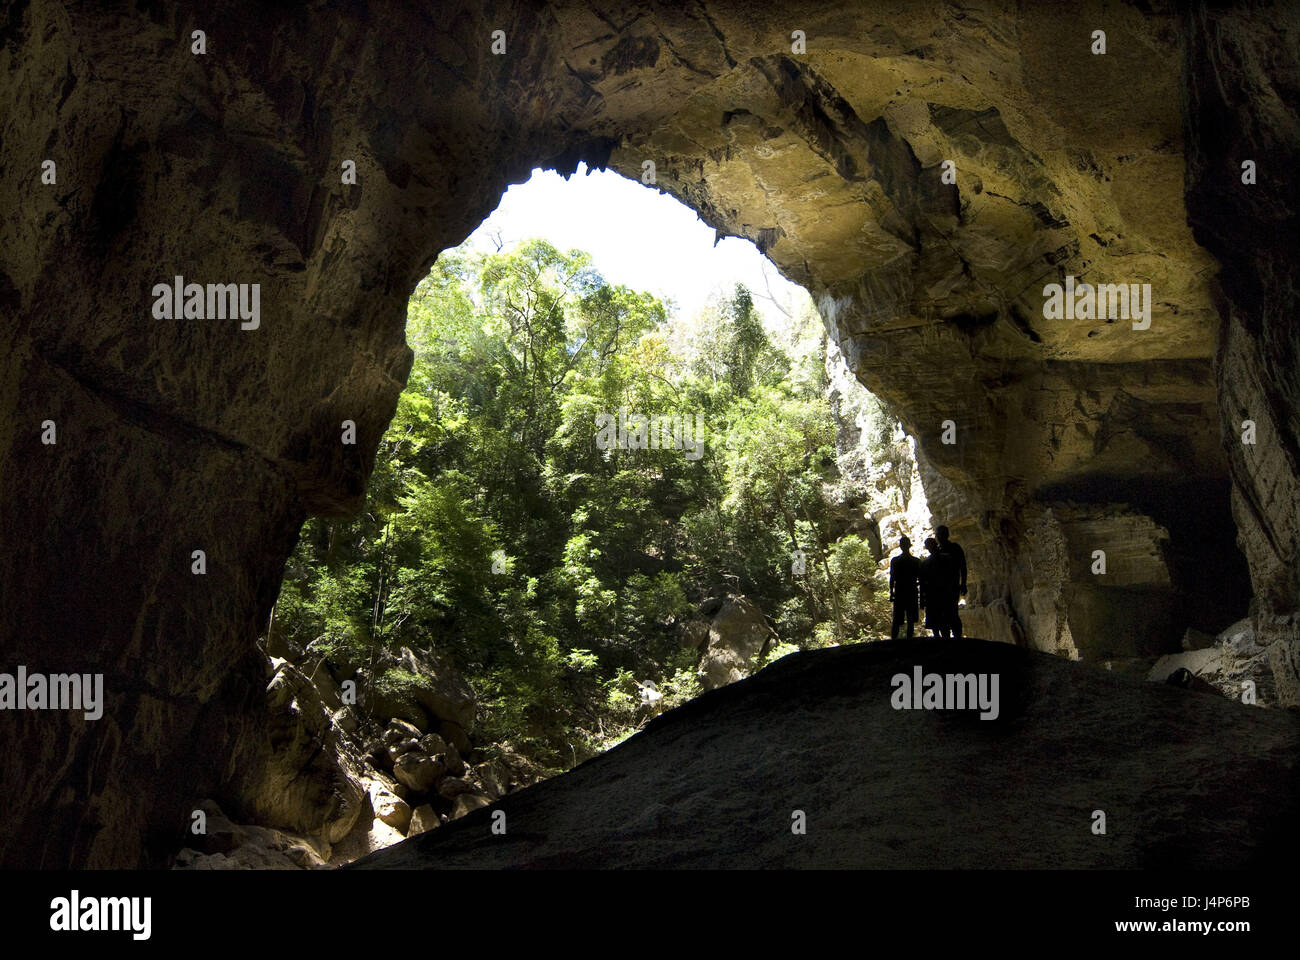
[2,0,1298,868]
[171,641,544,868]
[1148,618,1279,708]
[354,636,1300,869]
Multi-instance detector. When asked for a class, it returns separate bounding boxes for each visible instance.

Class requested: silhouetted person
[919,537,954,639]
[935,524,967,639]
[888,536,921,639]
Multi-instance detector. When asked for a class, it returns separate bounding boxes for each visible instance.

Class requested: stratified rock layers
[0,1,1294,867]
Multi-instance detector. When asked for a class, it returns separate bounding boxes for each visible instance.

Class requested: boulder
[1165,667,1226,697]
[173,848,204,869]
[473,762,505,800]
[489,750,546,793]
[387,719,424,742]
[368,786,411,834]
[332,708,359,735]
[384,727,424,765]
[437,777,476,800]
[450,793,492,820]
[418,733,449,757]
[191,800,240,855]
[408,805,440,836]
[1148,622,1277,706]
[303,658,346,713]
[393,751,445,794]
[1219,619,1277,705]
[1148,647,1224,684]
[697,596,777,690]
[680,621,711,650]
[173,816,330,871]
[367,769,404,792]
[439,721,472,756]
[442,742,467,778]
[329,817,407,866]
[1182,628,1218,651]
[399,646,477,733]
[357,667,430,731]
[326,787,411,866]
[175,842,320,871]
[1220,618,1264,657]
[356,648,477,734]
[237,658,368,845]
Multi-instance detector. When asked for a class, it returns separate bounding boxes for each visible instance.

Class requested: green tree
[272,241,888,771]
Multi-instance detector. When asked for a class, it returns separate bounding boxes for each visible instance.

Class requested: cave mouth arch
[247,144,1254,864]
[265,161,935,854]
[0,1,1285,871]
[299,12,1258,678]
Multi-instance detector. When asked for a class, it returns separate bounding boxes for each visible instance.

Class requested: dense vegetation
[271,239,888,769]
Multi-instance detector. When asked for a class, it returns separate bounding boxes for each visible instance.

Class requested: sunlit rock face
[603,2,1253,658]
[0,0,1291,868]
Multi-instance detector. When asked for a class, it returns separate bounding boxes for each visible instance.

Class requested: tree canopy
[272,239,888,770]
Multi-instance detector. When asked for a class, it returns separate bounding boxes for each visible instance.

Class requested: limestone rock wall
[605,3,1254,660]
[0,0,1292,868]
[0,0,574,867]
[1180,0,1300,707]
[825,337,932,562]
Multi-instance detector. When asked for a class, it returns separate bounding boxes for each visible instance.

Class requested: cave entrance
[260,163,929,863]
[6,0,1290,877]
[227,88,1255,868]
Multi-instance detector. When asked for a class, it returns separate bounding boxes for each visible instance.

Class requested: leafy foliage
[273,240,887,768]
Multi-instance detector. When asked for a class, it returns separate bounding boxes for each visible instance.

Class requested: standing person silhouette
[888,536,921,639]
[935,525,967,639]
[918,537,953,639]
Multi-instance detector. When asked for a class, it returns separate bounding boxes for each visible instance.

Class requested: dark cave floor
[352,636,1300,868]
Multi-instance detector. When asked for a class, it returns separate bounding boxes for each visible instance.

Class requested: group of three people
[888,525,967,639]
